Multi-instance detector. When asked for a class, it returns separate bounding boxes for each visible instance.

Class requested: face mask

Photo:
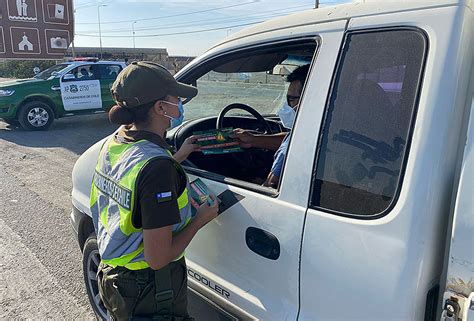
[161,100,184,129]
[278,102,296,129]
[170,100,184,128]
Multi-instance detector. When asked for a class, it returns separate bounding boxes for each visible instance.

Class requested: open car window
[177,39,318,192]
[184,71,289,121]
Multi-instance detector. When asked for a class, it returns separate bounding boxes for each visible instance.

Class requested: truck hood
[0,78,45,88]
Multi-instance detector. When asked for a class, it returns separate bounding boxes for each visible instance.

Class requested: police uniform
[91,127,194,320]
[90,61,199,321]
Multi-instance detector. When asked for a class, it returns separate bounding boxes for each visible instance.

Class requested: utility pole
[315,0,320,8]
[132,21,137,51]
[97,4,107,60]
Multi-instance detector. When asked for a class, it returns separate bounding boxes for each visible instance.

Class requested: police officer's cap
[111,61,197,108]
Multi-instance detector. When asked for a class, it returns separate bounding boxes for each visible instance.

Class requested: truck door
[178,21,346,320]
[299,5,472,321]
[439,95,474,321]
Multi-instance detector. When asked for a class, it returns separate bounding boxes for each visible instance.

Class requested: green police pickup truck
[0,60,126,130]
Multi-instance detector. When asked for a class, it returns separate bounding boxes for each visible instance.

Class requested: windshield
[184,71,288,121]
[34,64,70,80]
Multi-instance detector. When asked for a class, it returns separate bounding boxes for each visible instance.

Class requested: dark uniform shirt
[115,127,187,230]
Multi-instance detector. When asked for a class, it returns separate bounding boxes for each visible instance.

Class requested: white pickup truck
[70,1,474,320]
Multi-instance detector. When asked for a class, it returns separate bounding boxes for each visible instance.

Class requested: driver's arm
[234,129,287,151]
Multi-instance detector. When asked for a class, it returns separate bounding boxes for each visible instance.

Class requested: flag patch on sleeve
[156,191,173,203]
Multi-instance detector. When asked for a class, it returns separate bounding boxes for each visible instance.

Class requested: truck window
[310,29,427,217]
[181,40,318,191]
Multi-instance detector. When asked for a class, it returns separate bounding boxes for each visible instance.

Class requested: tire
[83,233,109,320]
[18,100,54,131]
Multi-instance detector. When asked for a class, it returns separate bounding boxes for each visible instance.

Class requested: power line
[74,1,104,10]
[75,1,260,25]
[75,5,313,34]
[76,21,263,38]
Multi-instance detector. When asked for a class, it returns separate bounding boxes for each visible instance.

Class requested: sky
[73,0,351,56]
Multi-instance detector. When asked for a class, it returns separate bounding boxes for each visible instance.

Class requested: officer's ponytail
[108,101,156,125]
[108,105,135,124]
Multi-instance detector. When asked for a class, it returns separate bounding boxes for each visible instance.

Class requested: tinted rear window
[310,29,427,217]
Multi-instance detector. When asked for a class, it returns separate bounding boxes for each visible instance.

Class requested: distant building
[66,47,168,62]
[166,56,196,74]
[65,47,195,73]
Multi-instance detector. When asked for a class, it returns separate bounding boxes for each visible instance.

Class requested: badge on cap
[156,191,173,203]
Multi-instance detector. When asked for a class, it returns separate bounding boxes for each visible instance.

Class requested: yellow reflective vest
[90,136,193,270]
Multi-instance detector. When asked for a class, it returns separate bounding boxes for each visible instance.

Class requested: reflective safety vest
[90,136,193,270]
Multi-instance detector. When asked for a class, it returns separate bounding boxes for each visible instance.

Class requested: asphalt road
[0,113,118,319]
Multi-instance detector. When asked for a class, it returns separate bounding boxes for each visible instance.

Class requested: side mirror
[33,67,41,75]
[63,74,76,81]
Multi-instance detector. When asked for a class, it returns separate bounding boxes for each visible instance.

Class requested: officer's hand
[195,195,219,228]
[173,136,200,163]
[233,128,255,149]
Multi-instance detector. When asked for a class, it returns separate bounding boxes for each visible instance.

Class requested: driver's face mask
[278,102,296,129]
[160,100,184,129]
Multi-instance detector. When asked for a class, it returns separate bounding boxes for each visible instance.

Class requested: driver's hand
[173,135,200,163]
[233,129,255,149]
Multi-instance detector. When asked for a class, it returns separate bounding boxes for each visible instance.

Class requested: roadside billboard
[0,0,74,59]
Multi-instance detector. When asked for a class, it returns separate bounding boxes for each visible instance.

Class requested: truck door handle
[51,85,60,91]
[246,227,280,260]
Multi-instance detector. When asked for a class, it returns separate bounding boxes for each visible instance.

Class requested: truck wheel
[18,101,54,131]
[83,234,109,320]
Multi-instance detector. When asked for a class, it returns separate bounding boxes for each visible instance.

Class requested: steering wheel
[216,103,273,134]
[215,103,274,173]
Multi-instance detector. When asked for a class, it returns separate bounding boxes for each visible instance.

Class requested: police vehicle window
[98,64,122,80]
[310,29,426,217]
[63,65,96,82]
[34,64,69,80]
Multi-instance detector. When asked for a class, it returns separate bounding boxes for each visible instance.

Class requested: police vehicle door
[96,64,123,111]
[60,64,103,111]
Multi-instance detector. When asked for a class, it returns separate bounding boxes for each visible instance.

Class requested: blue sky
[73,0,350,56]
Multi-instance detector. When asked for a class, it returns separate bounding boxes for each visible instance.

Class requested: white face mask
[278,102,296,129]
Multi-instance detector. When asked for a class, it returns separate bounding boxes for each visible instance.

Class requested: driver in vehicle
[233,64,310,188]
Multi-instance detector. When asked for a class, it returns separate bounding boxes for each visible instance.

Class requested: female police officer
[90,61,218,320]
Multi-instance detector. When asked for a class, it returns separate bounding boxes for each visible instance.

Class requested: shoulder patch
[156,191,173,203]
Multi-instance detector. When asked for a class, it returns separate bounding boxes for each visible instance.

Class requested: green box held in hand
[188,178,216,216]
[193,128,242,155]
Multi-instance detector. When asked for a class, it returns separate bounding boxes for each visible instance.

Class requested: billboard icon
[0,28,5,53]
[10,27,41,54]
[7,0,38,22]
[50,36,67,49]
[42,0,69,24]
[47,3,64,20]
[18,33,34,51]
[45,29,70,54]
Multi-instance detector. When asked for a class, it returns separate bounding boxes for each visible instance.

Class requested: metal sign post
[0,0,74,59]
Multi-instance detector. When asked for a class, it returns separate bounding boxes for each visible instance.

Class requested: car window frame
[178,36,321,197]
[308,26,429,220]
[62,64,98,82]
[97,64,123,80]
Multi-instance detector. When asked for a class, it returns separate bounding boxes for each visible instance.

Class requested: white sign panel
[60,80,102,111]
